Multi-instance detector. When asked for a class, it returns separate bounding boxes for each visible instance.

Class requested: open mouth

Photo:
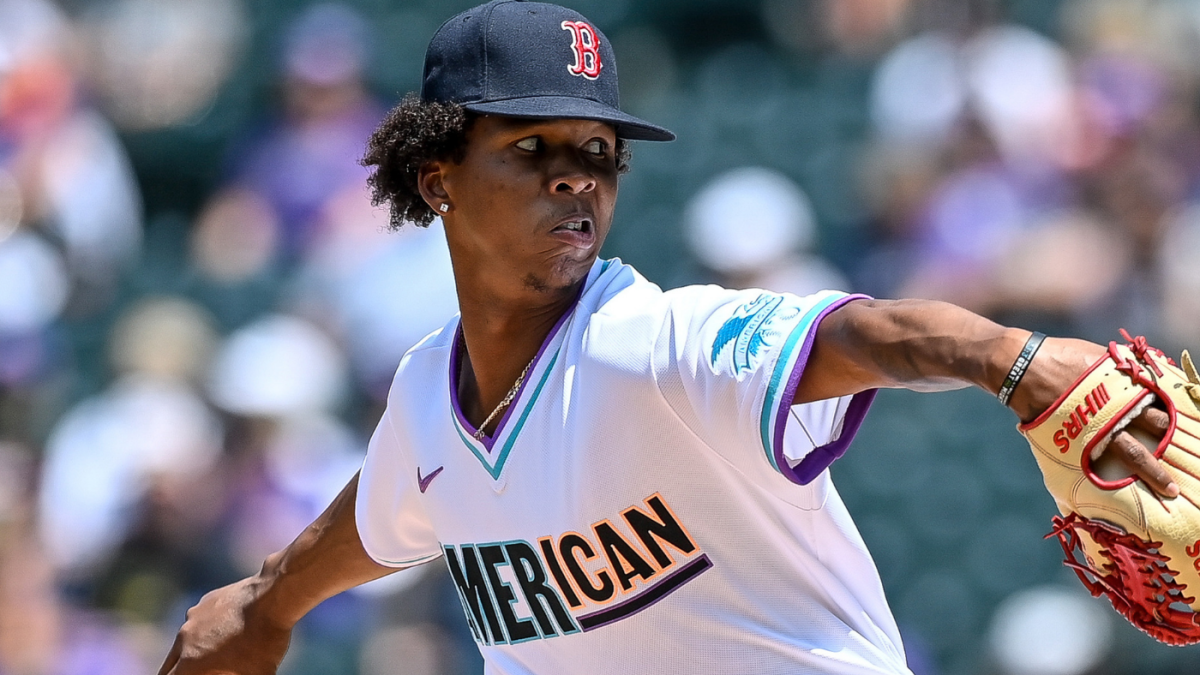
[553,218,593,234]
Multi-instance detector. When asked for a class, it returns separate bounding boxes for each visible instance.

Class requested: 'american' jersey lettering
[445,493,708,645]
[357,259,911,675]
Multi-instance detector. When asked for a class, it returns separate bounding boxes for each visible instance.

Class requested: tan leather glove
[1020,332,1200,645]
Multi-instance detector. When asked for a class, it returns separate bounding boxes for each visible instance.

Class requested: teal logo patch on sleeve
[711,293,800,374]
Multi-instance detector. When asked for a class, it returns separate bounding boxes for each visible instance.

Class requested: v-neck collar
[447,259,613,480]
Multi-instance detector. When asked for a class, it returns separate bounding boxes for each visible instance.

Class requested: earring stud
[439,203,450,213]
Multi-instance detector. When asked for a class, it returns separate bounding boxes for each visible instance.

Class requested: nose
[549,153,597,195]
[554,175,595,194]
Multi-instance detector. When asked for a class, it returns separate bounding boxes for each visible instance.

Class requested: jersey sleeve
[356,406,443,568]
[658,288,876,485]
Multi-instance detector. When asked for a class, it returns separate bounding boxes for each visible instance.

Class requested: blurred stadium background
[3,0,1200,672]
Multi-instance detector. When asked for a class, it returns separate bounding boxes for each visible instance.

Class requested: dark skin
[798,299,1176,496]
[158,117,1174,674]
[418,116,619,436]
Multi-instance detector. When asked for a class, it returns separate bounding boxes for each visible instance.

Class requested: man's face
[431,115,619,301]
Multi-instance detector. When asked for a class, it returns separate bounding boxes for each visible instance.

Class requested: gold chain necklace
[473,356,536,440]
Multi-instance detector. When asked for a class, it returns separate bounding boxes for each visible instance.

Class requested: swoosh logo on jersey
[417,466,444,493]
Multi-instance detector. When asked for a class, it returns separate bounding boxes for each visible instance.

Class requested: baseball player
[159,2,1177,674]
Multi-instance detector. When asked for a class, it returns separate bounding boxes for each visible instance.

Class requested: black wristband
[997,331,1046,406]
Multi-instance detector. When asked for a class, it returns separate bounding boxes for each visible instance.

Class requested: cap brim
[463,95,675,142]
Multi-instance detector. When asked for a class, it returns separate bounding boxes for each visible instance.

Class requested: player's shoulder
[583,259,741,322]
[406,317,457,354]
[588,272,772,334]
[580,260,857,344]
[582,259,709,338]
[582,258,663,316]
[662,283,854,330]
[593,266,857,371]
[383,315,458,390]
[578,261,775,361]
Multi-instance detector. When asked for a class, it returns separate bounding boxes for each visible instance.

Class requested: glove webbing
[1049,512,1200,645]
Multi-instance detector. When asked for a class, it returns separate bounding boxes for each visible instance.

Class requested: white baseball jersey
[357,258,911,675]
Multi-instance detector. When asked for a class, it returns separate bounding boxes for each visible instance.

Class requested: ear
[417,161,450,212]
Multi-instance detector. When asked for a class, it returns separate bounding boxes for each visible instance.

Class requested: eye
[583,140,606,156]
[515,137,540,152]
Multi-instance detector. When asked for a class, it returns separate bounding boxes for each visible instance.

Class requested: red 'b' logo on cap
[561,20,602,80]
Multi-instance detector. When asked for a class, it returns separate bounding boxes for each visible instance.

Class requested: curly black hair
[362,94,632,229]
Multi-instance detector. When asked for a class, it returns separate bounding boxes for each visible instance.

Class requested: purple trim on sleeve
[772,294,876,485]
[786,390,876,485]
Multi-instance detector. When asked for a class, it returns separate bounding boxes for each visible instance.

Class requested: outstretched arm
[796,298,1177,496]
[159,473,397,675]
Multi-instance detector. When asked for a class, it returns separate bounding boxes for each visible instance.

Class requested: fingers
[1110,429,1179,498]
[1130,406,1170,436]
[158,634,182,675]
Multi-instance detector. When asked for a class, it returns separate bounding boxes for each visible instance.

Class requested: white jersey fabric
[357,258,911,675]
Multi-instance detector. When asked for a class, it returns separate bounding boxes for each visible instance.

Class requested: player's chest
[408,355,679,510]
[409,401,679,531]
[410,381,718,555]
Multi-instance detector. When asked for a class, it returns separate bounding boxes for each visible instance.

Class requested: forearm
[251,472,396,629]
[797,299,1027,401]
[797,298,1109,421]
[159,473,399,674]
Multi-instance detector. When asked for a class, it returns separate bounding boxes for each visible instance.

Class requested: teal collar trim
[452,348,563,480]
[446,258,613,481]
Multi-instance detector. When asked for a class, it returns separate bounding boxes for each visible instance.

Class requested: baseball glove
[1019,331,1200,645]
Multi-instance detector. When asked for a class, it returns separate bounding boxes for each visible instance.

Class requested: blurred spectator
[0,0,142,452]
[1159,203,1200,349]
[869,23,1079,164]
[0,230,68,347]
[684,166,848,295]
[291,188,458,398]
[0,534,60,674]
[965,25,1077,166]
[822,0,913,57]
[858,13,1194,340]
[190,188,281,286]
[215,3,385,263]
[0,0,143,315]
[853,142,941,299]
[185,186,287,332]
[0,442,60,675]
[763,0,912,57]
[53,612,163,675]
[986,585,1112,675]
[869,32,965,145]
[223,414,363,577]
[185,1,459,397]
[204,313,353,573]
[206,313,347,419]
[35,298,227,659]
[204,314,386,674]
[78,0,247,130]
[38,298,223,577]
[108,297,218,382]
[988,209,1132,322]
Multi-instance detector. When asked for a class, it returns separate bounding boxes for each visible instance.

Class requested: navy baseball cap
[421,0,675,142]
